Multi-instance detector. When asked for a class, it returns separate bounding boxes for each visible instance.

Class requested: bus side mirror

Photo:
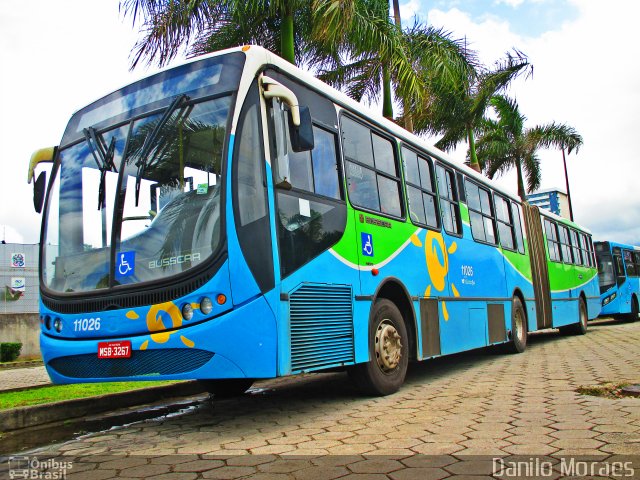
[28,146,55,213]
[288,106,314,153]
[34,171,47,213]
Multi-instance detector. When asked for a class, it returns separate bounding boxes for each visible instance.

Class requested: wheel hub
[514,309,525,343]
[375,321,403,372]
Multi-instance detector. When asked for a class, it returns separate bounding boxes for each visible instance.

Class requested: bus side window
[233,83,274,292]
[495,194,516,251]
[558,225,574,264]
[586,236,596,268]
[624,250,636,277]
[465,179,497,245]
[435,164,461,236]
[288,124,341,200]
[613,247,625,283]
[236,102,267,226]
[569,229,582,265]
[511,201,525,254]
[341,116,402,218]
[634,252,640,277]
[544,220,561,262]
[578,233,590,267]
[402,146,439,229]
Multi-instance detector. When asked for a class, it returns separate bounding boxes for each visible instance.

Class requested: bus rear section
[522,205,600,333]
[595,241,640,321]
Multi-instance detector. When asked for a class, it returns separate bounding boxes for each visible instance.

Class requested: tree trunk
[467,126,481,173]
[392,0,401,25]
[391,0,414,132]
[280,7,295,64]
[382,66,393,120]
[515,158,527,200]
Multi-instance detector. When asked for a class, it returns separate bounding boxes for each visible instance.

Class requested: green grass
[576,382,631,399]
[0,381,179,410]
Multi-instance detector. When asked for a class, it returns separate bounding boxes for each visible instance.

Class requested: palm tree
[313,0,474,123]
[475,94,583,200]
[413,50,531,172]
[120,0,310,67]
[121,0,442,124]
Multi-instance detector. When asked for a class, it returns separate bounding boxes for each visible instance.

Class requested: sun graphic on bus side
[412,230,459,321]
[126,301,196,350]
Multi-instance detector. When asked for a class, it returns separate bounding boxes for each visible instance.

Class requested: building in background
[526,188,571,218]
[1,243,39,314]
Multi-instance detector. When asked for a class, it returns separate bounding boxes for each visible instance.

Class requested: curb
[0,360,44,370]
[0,381,207,432]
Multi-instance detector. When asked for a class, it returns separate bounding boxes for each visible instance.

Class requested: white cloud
[0,225,25,244]
[494,0,525,7]
[425,0,640,243]
[0,1,162,244]
[399,0,422,21]
[2,0,639,246]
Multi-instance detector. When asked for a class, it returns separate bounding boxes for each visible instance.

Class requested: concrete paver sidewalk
[4,317,637,480]
[0,366,50,392]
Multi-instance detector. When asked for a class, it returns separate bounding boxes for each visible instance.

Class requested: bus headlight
[53,318,63,333]
[44,315,52,330]
[200,297,213,315]
[182,303,194,321]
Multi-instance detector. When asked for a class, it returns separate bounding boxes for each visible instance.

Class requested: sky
[0,0,639,245]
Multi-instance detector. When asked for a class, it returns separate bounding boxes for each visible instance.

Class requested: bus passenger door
[614,248,630,312]
[261,71,360,375]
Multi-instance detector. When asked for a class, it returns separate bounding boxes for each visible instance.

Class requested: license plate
[98,341,132,359]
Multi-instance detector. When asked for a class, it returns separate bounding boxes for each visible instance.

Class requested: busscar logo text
[149,252,201,269]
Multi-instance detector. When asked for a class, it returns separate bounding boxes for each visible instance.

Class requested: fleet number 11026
[73,317,101,331]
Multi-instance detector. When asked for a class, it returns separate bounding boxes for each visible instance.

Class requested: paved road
[3,318,640,479]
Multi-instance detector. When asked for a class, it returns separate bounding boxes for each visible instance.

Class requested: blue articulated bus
[28,46,600,396]
[595,241,640,321]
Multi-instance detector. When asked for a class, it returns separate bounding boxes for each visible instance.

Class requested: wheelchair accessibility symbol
[361,232,374,257]
[116,251,135,277]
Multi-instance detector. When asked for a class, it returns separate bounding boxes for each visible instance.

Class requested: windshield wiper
[134,94,190,206]
[83,127,117,210]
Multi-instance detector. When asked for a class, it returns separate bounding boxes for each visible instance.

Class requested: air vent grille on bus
[289,283,354,373]
[48,348,214,378]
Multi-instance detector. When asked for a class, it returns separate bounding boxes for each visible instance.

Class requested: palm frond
[523,153,542,194]
[318,57,383,102]
[434,125,467,152]
[525,122,583,154]
[470,50,531,121]
[489,94,525,139]
[120,0,223,69]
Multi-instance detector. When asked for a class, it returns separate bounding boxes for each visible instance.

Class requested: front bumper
[40,295,277,384]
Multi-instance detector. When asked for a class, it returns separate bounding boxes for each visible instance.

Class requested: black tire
[349,299,408,396]
[505,296,527,353]
[626,296,639,322]
[198,379,254,398]
[561,298,588,335]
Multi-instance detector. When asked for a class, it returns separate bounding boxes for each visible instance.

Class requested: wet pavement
[2,318,639,479]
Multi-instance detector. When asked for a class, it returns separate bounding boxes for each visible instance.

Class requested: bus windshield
[41,52,245,294]
[597,251,615,291]
[43,96,230,293]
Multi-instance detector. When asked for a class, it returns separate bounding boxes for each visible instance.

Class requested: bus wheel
[505,296,527,353]
[562,298,588,335]
[198,379,254,398]
[627,296,639,322]
[349,299,408,396]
